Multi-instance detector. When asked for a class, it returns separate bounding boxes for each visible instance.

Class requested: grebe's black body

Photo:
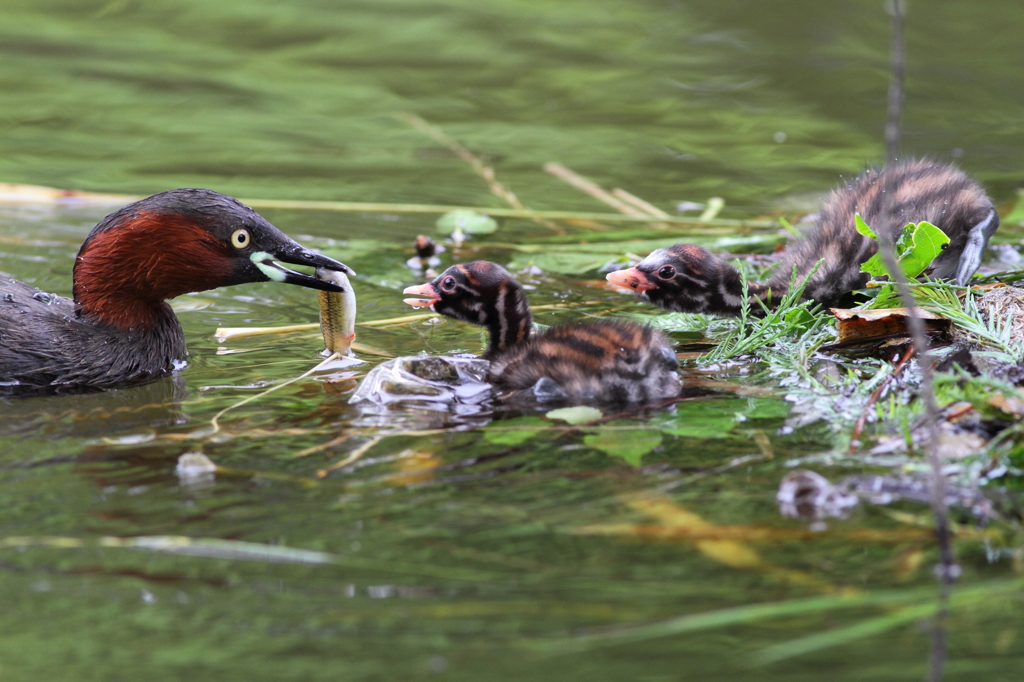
[607,160,999,315]
[404,261,680,403]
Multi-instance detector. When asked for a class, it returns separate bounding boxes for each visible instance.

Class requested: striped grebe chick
[403,261,681,403]
[607,160,999,316]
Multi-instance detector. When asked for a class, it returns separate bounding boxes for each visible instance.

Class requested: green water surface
[1,1,1023,680]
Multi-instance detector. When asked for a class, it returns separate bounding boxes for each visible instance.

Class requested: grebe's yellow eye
[231,229,251,249]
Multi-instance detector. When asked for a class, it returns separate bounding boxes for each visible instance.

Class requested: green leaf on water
[583,429,662,466]
[484,417,547,446]
[744,397,792,419]
[436,209,498,235]
[546,406,603,425]
[654,400,741,438]
[649,397,789,438]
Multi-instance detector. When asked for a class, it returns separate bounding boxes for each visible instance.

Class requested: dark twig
[928,610,949,682]
[874,186,955,681]
[885,3,954,677]
[848,344,915,452]
[886,0,905,162]
[874,222,955,577]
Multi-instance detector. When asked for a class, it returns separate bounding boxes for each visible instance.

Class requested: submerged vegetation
[6,119,1024,674]
[3,0,1024,677]
[0,101,1023,682]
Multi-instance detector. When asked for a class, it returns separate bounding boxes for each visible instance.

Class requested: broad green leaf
[648,397,789,438]
[896,221,950,278]
[854,214,876,238]
[859,253,887,278]
[859,220,950,281]
[484,416,547,446]
[546,406,602,425]
[744,397,792,419]
[652,400,741,438]
[868,286,904,309]
[666,330,708,342]
[583,429,662,466]
[893,222,916,257]
[436,210,498,235]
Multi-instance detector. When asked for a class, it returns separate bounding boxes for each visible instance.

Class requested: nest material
[956,285,1024,345]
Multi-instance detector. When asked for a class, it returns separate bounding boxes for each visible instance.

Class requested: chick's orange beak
[402,283,441,308]
[606,267,657,293]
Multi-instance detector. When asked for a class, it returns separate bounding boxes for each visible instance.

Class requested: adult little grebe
[0,188,350,393]
[403,261,680,402]
[606,160,999,315]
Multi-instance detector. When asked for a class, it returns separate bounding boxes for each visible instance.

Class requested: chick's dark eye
[657,265,676,280]
[440,276,456,292]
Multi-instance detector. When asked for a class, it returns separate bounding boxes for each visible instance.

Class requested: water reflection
[1,0,1023,678]
[0,374,188,439]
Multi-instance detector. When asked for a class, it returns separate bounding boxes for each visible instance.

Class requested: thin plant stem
[886,0,905,162]
[873,171,955,682]
[214,301,610,342]
[317,437,382,478]
[208,352,341,435]
[849,345,915,451]
[0,182,778,228]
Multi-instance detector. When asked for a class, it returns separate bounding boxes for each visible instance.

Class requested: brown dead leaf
[390,450,442,485]
[616,495,838,590]
[989,393,1024,418]
[829,307,951,347]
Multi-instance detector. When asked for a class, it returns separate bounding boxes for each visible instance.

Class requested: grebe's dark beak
[402,283,440,308]
[250,242,354,293]
[606,267,657,293]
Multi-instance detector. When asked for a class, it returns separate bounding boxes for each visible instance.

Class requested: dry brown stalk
[545,163,673,229]
[544,162,639,214]
[398,113,563,232]
[612,188,673,217]
[316,437,382,478]
[292,431,357,458]
[612,187,674,230]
